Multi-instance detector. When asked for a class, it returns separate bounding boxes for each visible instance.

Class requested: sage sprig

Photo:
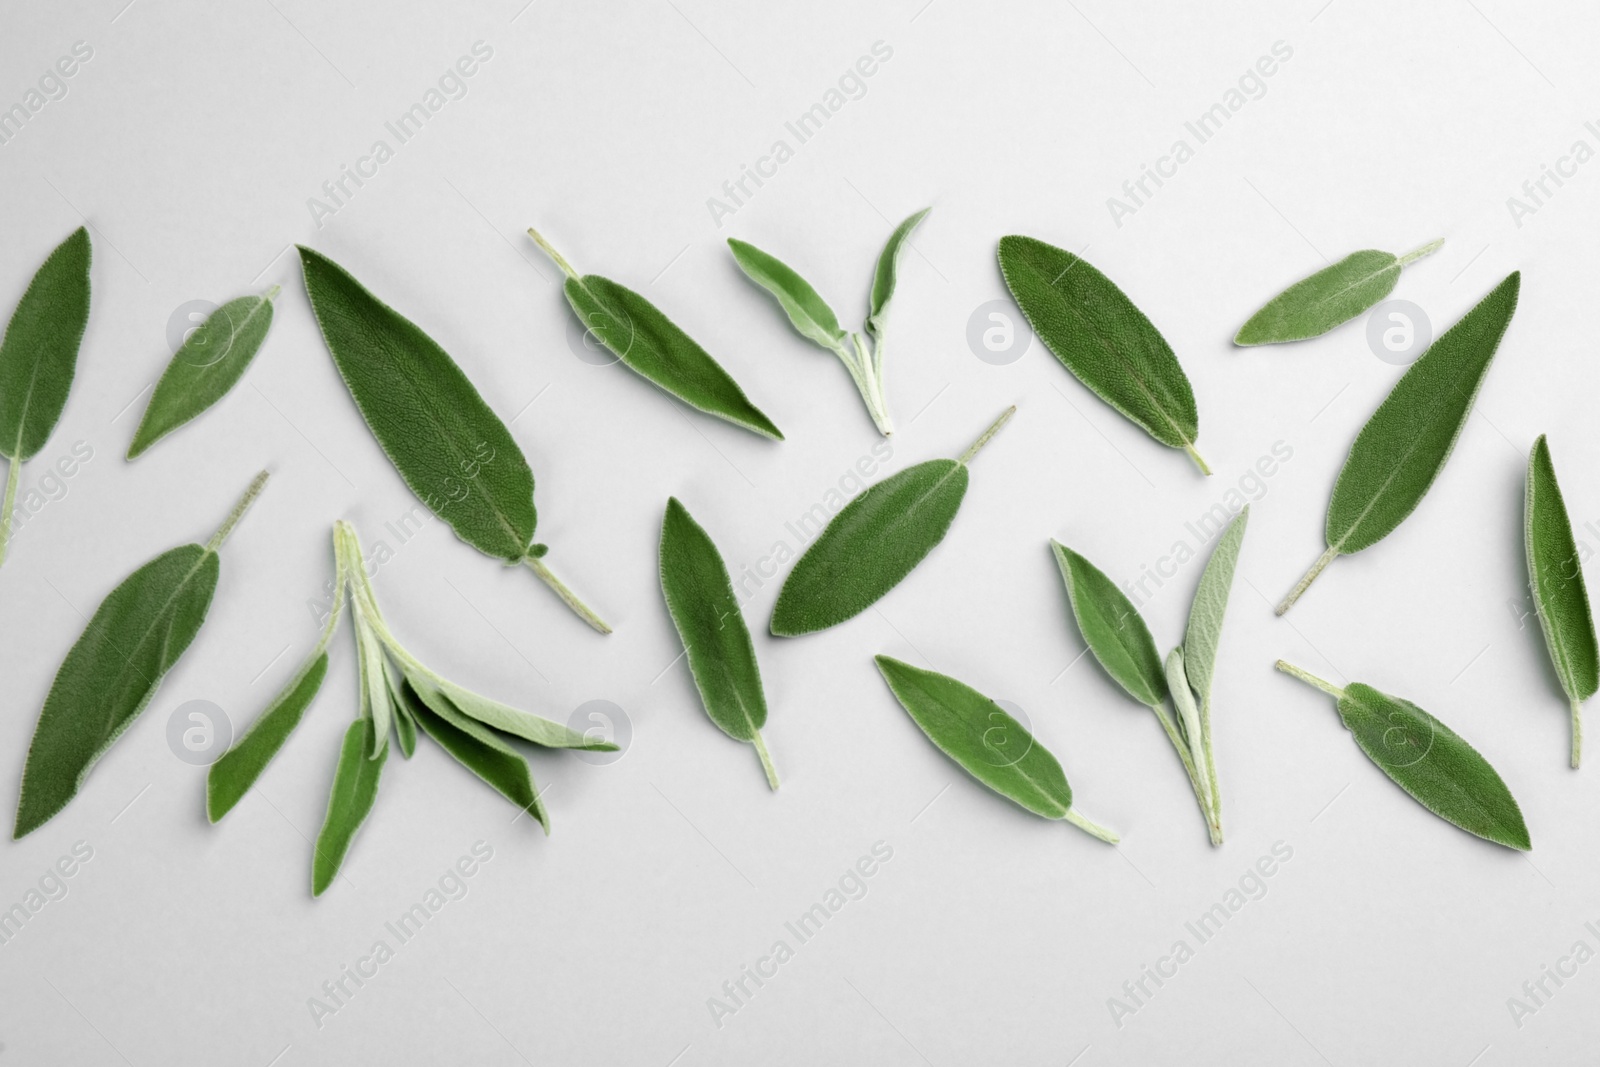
[527,227,783,440]
[1524,434,1599,767]
[771,406,1015,636]
[998,235,1208,474]
[0,227,92,567]
[729,207,929,436]
[127,286,279,459]
[659,498,778,788]
[298,246,611,634]
[1276,661,1531,850]
[1052,507,1248,846]
[1277,272,1520,613]
[15,470,268,839]
[875,656,1117,843]
[1234,240,1444,346]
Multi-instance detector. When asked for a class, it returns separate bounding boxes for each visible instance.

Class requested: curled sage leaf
[1276,661,1531,851]
[1234,240,1443,346]
[0,227,92,567]
[729,207,929,436]
[874,655,1117,843]
[16,470,269,838]
[1278,272,1520,614]
[771,406,1015,637]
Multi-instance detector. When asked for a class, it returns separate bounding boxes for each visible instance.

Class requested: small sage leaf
[127,287,278,459]
[384,658,418,759]
[1525,434,1599,767]
[771,406,1014,636]
[353,609,393,760]
[312,718,388,896]
[998,235,1208,474]
[874,655,1117,843]
[1182,506,1248,712]
[0,227,92,567]
[298,246,609,633]
[1234,240,1443,346]
[1277,662,1531,850]
[1051,542,1165,709]
[659,497,777,788]
[403,679,549,832]
[727,239,848,352]
[17,471,269,838]
[866,208,930,341]
[1279,272,1520,613]
[528,227,782,440]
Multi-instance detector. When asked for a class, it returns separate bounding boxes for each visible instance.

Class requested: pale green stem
[959,405,1017,465]
[751,730,780,790]
[313,529,350,655]
[525,226,579,280]
[1277,545,1339,615]
[523,555,612,634]
[850,333,893,436]
[1275,660,1347,699]
[207,470,270,552]
[1200,709,1223,846]
[0,456,19,568]
[1184,443,1213,476]
[1151,700,1215,838]
[263,283,282,301]
[1572,698,1583,770]
[1397,238,1445,267]
[1064,808,1119,844]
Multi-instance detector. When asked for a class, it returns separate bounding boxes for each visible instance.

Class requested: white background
[0,0,1596,1063]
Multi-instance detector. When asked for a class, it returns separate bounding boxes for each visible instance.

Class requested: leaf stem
[751,730,780,790]
[1572,697,1583,769]
[525,226,579,280]
[0,457,18,568]
[958,405,1017,465]
[522,555,612,634]
[851,333,894,436]
[1275,659,1347,699]
[1183,443,1213,476]
[1277,545,1339,615]
[1064,807,1119,844]
[263,284,282,301]
[207,470,270,552]
[1152,700,1215,837]
[1397,238,1445,267]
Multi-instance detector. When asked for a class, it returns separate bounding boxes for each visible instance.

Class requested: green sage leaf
[1277,662,1531,850]
[312,718,388,896]
[127,287,278,459]
[1525,434,1599,767]
[353,610,393,760]
[207,652,330,822]
[874,655,1116,842]
[384,657,418,759]
[1181,507,1248,711]
[404,679,548,832]
[1234,241,1443,346]
[0,227,92,567]
[771,407,1014,636]
[1051,542,1165,709]
[1279,272,1520,613]
[727,239,848,353]
[17,471,268,838]
[528,228,782,440]
[998,235,1207,474]
[866,208,930,341]
[659,497,777,788]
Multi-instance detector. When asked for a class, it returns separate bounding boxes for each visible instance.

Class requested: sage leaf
[1178,506,1247,840]
[527,227,782,440]
[1525,434,1599,767]
[1278,272,1520,613]
[998,235,1208,474]
[1277,661,1531,850]
[127,287,278,459]
[771,406,1014,636]
[0,227,92,567]
[730,208,928,436]
[353,608,393,760]
[1234,240,1443,346]
[384,658,418,759]
[1051,543,1165,708]
[298,246,609,633]
[16,471,269,838]
[312,718,388,896]
[404,679,549,832]
[659,497,777,788]
[874,655,1117,842]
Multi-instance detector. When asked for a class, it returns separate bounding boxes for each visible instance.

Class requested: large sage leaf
[528,228,782,440]
[1277,662,1531,850]
[998,235,1207,474]
[17,472,268,838]
[659,497,777,788]
[1525,434,1599,767]
[1051,543,1165,708]
[312,718,388,896]
[771,407,1013,636]
[127,287,278,459]
[1182,507,1248,712]
[1279,272,1520,614]
[874,655,1116,842]
[1234,240,1443,346]
[0,227,92,567]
